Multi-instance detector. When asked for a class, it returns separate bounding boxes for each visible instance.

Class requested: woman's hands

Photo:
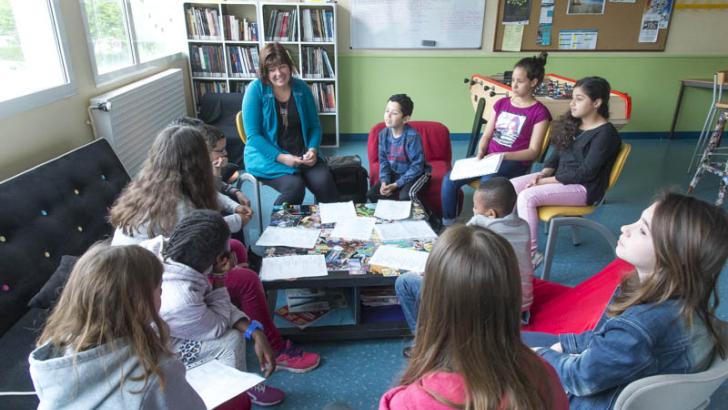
[301,148,317,167]
[277,149,317,168]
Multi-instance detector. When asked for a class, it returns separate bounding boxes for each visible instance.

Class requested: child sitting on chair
[395,177,533,356]
[367,94,431,203]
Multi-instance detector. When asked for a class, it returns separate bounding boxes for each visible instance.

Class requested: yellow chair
[539,143,632,281]
[468,126,552,190]
[234,111,264,232]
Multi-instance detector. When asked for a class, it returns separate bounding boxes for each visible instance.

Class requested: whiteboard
[350,0,486,49]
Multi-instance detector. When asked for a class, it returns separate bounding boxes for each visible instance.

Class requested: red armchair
[367,121,461,216]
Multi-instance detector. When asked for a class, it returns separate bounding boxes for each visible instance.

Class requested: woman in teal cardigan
[242,42,339,205]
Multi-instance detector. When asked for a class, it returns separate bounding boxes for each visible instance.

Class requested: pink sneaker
[275,340,320,373]
[246,383,284,407]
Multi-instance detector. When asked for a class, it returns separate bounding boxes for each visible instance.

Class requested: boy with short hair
[395,177,533,356]
[367,94,431,203]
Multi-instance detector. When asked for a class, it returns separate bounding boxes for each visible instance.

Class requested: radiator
[89,69,186,176]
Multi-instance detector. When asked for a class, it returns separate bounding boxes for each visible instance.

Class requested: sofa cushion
[0,139,130,336]
[28,255,79,310]
[0,308,47,408]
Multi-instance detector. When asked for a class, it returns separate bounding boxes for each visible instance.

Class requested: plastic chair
[539,143,632,281]
[688,70,728,173]
[613,322,728,410]
[468,126,552,191]
[235,111,264,233]
[367,121,457,216]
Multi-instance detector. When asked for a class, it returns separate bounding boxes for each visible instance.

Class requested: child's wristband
[244,320,264,340]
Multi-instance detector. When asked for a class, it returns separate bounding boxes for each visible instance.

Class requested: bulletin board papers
[503,0,533,24]
[538,0,555,46]
[567,0,606,14]
[369,245,430,274]
[186,360,265,409]
[261,255,329,281]
[638,15,659,43]
[644,0,674,29]
[502,25,525,51]
[558,30,599,49]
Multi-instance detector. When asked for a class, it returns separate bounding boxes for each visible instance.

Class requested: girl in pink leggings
[510,77,621,266]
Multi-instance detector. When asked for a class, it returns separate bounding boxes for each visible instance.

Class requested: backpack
[328,155,369,203]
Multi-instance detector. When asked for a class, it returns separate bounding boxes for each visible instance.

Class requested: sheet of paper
[638,15,659,43]
[261,254,328,281]
[319,201,357,224]
[255,226,320,249]
[449,154,503,181]
[186,359,265,410]
[369,245,430,273]
[374,200,412,220]
[502,24,524,52]
[330,217,376,241]
[375,221,437,242]
[558,30,598,50]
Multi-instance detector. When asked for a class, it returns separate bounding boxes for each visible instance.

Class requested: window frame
[79,0,183,87]
[0,0,76,120]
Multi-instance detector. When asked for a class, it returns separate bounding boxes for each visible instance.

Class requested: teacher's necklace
[278,99,289,129]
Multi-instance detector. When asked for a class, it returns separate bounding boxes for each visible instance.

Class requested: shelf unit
[182,1,340,147]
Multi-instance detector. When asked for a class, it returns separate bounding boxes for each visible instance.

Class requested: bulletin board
[350,0,486,49]
[494,0,673,51]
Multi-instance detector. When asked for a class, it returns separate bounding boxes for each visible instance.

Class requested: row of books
[194,81,227,104]
[301,46,334,79]
[231,82,247,93]
[228,46,259,78]
[185,6,221,40]
[360,287,399,307]
[190,45,225,77]
[223,15,258,42]
[265,9,298,42]
[310,82,336,113]
[301,8,334,42]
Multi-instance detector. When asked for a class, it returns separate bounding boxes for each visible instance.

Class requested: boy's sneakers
[275,340,320,373]
[246,383,284,407]
[531,251,544,269]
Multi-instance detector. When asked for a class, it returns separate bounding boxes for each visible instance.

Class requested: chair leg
[541,220,560,281]
[571,226,582,246]
[239,172,265,236]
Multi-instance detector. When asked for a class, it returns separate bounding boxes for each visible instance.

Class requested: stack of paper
[373,200,411,220]
[368,245,430,273]
[255,226,320,249]
[375,221,437,241]
[450,154,503,181]
[186,359,264,409]
[260,254,328,281]
[330,216,376,241]
[319,201,356,224]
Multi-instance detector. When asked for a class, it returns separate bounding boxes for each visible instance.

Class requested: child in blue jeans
[367,94,431,203]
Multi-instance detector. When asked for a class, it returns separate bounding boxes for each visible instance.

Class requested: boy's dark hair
[514,52,548,85]
[162,210,230,272]
[199,124,226,150]
[476,177,517,217]
[169,116,205,128]
[388,94,414,117]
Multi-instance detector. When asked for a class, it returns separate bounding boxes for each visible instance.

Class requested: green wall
[337,54,728,135]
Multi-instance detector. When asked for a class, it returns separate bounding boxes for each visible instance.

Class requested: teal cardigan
[242,78,322,179]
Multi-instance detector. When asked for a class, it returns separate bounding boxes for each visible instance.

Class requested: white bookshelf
[182,1,340,147]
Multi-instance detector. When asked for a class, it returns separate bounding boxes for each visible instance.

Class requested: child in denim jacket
[523,192,728,409]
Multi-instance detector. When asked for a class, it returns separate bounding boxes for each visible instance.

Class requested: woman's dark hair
[550,76,611,150]
[258,42,297,84]
[514,52,548,85]
[163,210,230,273]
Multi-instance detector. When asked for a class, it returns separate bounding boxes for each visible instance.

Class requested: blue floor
[241,138,728,410]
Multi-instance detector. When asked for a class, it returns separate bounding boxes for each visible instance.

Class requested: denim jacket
[536,295,715,409]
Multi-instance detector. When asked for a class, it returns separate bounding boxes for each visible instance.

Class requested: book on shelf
[302,8,334,42]
[360,287,400,307]
[190,44,225,77]
[275,305,331,329]
[266,9,298,42]
[228,46,259,78]
[185,6,221,40]
[309,82,336,113]
[286,288,347,313]
[223,15,258,42]
[194,81,227,104]
[302,47,334,78]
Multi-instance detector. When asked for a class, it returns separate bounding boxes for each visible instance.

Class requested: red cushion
[367,121,456,216]
[523,259,634,334]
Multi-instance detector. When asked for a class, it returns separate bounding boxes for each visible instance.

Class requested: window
[81,0,183,85]
[0,0,74,118]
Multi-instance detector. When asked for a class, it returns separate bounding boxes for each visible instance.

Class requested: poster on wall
[558,30,599,49]
[538,0,555,46]
[643,0,673,29]
[638,15,660,42]
[567,0,606,14]
[503,0,533,24]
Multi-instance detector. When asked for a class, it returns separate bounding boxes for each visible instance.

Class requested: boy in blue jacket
[367,94,431,203]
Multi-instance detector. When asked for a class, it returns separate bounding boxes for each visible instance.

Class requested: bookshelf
[183,1,340,147]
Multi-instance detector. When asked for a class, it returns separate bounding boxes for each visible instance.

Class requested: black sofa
[0,139,130,409]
